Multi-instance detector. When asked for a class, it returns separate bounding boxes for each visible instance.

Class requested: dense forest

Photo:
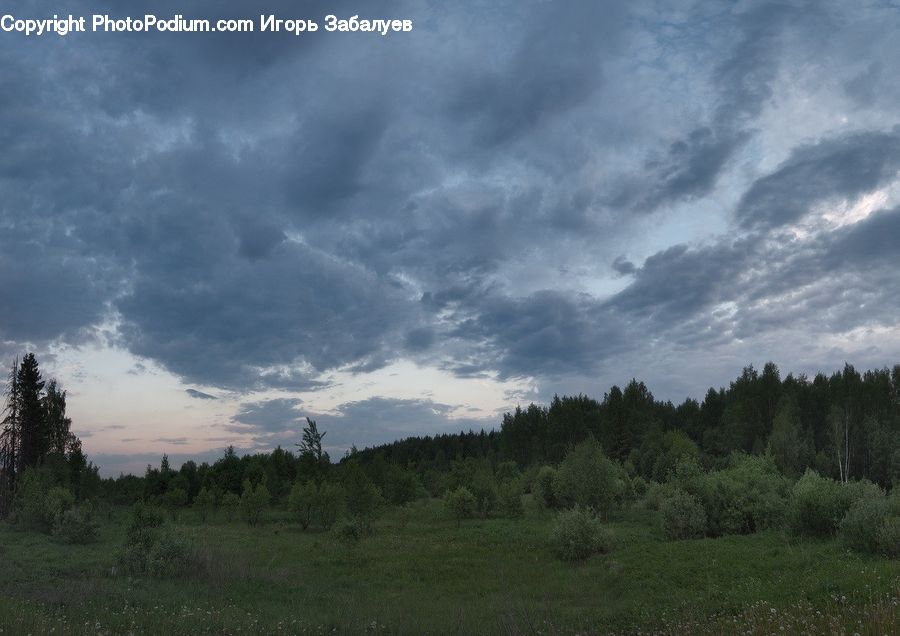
[352,362,899,489]
[1,355,896,514]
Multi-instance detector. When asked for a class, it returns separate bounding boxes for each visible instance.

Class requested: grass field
[1,498,897,635]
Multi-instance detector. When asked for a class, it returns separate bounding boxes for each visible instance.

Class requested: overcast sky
[2,0,899,475]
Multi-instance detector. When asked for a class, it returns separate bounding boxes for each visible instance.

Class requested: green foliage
[51,504,98,544]
[534,465,557,508]
[383,466,420,506]
[288,480,346,530]
[162,487,187,521]
[287,481,317,530]
[550,506,613,561]
[220,491,240,521]
[239,480,269,526]
[494,461,520,485]
[342,462,382,520]
[838,492,898,557]
[659,489,707,540]
[444,486,476,527]
[332,516,373,546]
[643,481,674,511]
[767,397,812,478]
[553,438,620,517]
[498,479,524,518]
[192,486,217,523]
[631,475,648,499]
[12,469,75,533]
[876,516,900,559]
[469,471,498,517]
[683,454,790,536]
[117,503,191,577]
[787,470,879,537]
[145,531,191,578]
[317,481,346,529]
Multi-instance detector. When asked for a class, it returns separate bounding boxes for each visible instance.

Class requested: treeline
[2,357,898,516]
[0,354,98,516]
[352,363,900,488]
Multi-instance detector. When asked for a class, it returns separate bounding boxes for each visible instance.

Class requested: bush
[288,481,317,530]
[553,438,620,518]
[12,469,76,533]
[383,467,420,506]
[145,531,191,577]
[343,464,383,520]
[221,492,240,521]
[162,487,188,522]
[644,481,674,511]
[788,470,877,537]
[838,493,898,556]
[498,480,524,518]
[240,480,269,526]
[332,516,373,546]
[631,476,649,499]
[691,454,789,536]
[550,507,613,561]
[494,461,521,485]
[876,517,900,558]
[470,471,498,518]
[117,503,191,577]
[444,486,477,527]
[52,505,98,544]
[535,466,557,508]
[193,486,217,523]
[317,482,346,529]
[659,489,706,540]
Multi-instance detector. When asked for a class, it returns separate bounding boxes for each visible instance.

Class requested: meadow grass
[0,498,897,634]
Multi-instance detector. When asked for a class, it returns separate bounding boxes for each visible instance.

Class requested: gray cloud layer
[2,0,899,421]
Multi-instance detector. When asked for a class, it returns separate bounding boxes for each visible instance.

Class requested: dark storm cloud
[607,4,790,213]
[229,398,304,436]
[735,129,900,229]
[449,1,626,147]
[1,0,899,408]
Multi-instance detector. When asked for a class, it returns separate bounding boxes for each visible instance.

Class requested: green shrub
[221,492,240,521]
[193,486,217,523]
[117,503,191,577]
[691,454,790,536]
[876,517,900,558]
[51,506,98,544]
[384,467,420,506]
[332,516,373,546]
[470,471,498,518]
[494,461,521,485]
[550,507,613,561]
[444,486,477,527]
[788,470,876,537]
[659,488,706,540]
[288,481,318,530]
[498,480,524,518]
[343,464,383,520]
[553,438,620,517]
[317,482,346,529]
[12,469,76,533]
[644,481,674,511]
[838,493,898,557]
[145,531,191,577]
[162,487,188,522]
[240,480,269,526]
[631,476,648,499]
[535,466,557,508]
